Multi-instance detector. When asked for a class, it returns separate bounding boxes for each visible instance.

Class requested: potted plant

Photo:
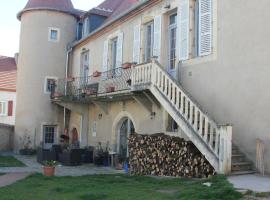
[94,142,104,166]
[43,160,58,177]
[122,62,133,69]
[66,77,75,82]
[93,71,102,77]
[105,84,115,93]
[19,132,37,155]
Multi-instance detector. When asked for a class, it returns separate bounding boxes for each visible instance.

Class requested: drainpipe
[64,47,73,128]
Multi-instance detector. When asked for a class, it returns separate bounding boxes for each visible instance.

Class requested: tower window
[48,28,60,42]
[44,77,57,94]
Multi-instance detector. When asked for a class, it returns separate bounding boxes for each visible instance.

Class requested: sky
[0,0,104,57]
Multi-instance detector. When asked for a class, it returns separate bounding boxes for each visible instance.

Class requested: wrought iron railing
[52,67,132,100]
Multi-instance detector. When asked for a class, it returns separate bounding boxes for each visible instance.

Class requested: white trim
[44,76,58,94]
[48,27,60,42]
[41,122,59,149]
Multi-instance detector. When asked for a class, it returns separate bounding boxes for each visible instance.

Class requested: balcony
[51,67,133,103]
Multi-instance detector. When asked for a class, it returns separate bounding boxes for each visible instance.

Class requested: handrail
[131,60,232,174]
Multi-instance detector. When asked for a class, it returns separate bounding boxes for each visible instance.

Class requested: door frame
[117,117,134,157]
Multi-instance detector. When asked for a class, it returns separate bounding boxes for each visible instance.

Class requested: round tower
[15,0,80,151]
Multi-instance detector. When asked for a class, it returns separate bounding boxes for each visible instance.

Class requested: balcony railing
[51,67,132,101]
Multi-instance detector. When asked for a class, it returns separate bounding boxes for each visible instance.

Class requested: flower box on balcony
[66,77,75,82]
[52,92,63,100]
[93,71,102,77]
[122,62,133,69]
[106,86,115,93]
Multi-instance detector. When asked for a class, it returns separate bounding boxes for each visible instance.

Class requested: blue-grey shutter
[116,32,124,68]
[178,0,190,61]
[198,0,212,56]
[133,25,141,64]
[153,15,162,61]
[102,40,108,79]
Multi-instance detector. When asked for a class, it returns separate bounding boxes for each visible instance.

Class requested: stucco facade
[15,0,270,174]
[15,10,77,150]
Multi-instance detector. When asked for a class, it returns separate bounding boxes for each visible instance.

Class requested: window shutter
[153,15,162,61]
[8,101,13,116]
[116,32,124,68]
[133,25,141,64]
[102,40,109,72]
[198,0,212,56]
[178,0,190,61]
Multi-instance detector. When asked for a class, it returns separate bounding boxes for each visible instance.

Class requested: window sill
[181,53,216,67]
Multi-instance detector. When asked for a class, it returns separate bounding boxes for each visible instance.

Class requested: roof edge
[72,0,152,48]
[17,7,83,20]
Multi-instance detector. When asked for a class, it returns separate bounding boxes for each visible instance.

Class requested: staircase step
[230,170,256,176]
[232,162,253,171]
[232,162,252,166]
[232,154,246,162]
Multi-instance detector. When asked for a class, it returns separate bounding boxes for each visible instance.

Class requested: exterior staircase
[131,60,233,174]
[231,145,255,175]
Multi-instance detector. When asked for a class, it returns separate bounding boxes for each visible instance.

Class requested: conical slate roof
[17,0,83,20]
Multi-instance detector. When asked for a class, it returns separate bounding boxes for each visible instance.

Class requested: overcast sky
[0,0,104,57]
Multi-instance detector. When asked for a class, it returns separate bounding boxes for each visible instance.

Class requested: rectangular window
[169,13,177,71]
[0,101,7,116]
[144,21,154,62]
[45,77,57,94]
[48,28,60,42]
[43,125,56,144]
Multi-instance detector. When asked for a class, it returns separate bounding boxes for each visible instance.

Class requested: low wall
[129,133,215,178]
[0,124,14,151]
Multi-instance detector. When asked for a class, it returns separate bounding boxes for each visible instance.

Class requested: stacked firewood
[128,133,215,178]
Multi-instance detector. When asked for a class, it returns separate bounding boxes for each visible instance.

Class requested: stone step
[232,154,246,162]
[232,162,253,171]
[230,170,256,176]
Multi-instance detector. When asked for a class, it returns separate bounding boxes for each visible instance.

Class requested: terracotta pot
[66,77,75,82]
[93,71,102,77]
[122,62,132,69]
[106,86,115,93]
[43,166,55,177]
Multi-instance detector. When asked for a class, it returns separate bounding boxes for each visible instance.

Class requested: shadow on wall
[0,124,14,151]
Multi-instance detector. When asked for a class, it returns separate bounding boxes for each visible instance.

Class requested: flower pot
[93,71,102,77]
[43,166,55,177]
[116,163,123,170]
[106,86,115,93]
[66,77,75,82]
[122,62,132,69]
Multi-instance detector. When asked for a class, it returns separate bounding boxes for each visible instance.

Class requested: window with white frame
[43,125,57,144]
[44,77,57,94]
[0,101,7,116]
[48,28,60,42]
[144,21,154,62]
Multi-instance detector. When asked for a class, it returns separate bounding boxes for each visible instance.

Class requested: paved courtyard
[228,174,270,193]
[0,153,124,177]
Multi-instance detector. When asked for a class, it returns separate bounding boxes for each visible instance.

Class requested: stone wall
[0,124,14,151]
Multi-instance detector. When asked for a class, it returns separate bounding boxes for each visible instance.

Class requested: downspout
[64,47,73,128]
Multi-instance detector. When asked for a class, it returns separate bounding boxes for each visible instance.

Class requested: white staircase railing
[131,60,232,174]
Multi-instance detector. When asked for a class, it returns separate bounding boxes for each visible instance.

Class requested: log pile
[128,133,215,178]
